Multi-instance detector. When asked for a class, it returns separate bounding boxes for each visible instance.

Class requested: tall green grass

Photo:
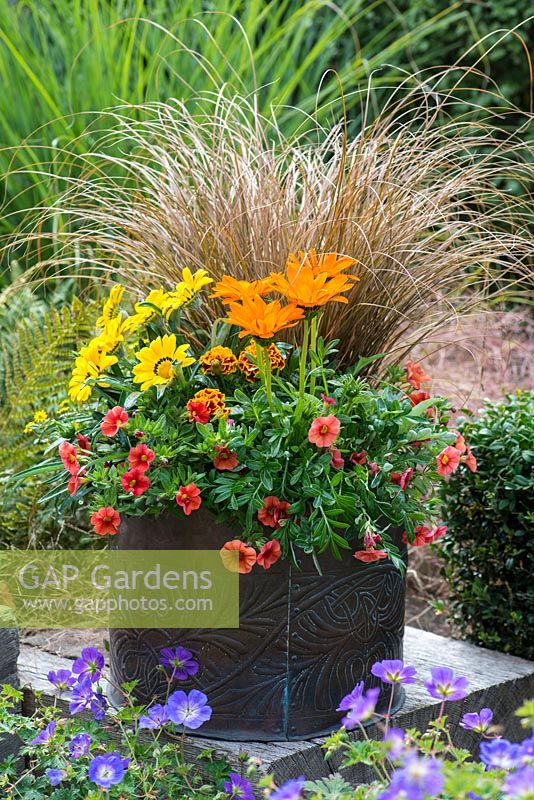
[0,0,468,284]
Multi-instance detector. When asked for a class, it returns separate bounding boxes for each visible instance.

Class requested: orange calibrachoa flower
[220,540,257,574]
[186,399,211,424]
[257,540,282,570]
[213,445,238,471]
[59,441,79,475]
[353,530,388,562]
[409,390,431,406]
[224,296,304,339]
[211,276,272,304]
[308,415,341,448]
[199,346,238,376]
[402,524,447,547]
[121,468,150,496]
[189,388,229,419]
[464,448,477,472]
[128,444,155,472]
[90,506,121,536]
[436,446,461,476]
[454,433,467,453]
[258,496,291,529]
[269,249,358,308]
[405,360,431,389]
[67,469,86,496]
[237,341,285,382]
[330,448,344,470]
[76,434,91,452]
[101,406,129,437]
[175,483,202,515]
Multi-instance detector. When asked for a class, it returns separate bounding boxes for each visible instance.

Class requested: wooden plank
[0,629,20,760]
[15,626,534,785]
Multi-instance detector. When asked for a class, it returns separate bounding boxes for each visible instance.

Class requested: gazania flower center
[154,357,174,378]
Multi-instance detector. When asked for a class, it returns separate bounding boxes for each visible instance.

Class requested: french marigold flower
[308,415,341,448]
[408,390,431,406]
[350,450,367,465]
[90,507,121,536]
[128,444,155,472]
[258,496,291,529]
[257,540,282,570]
[213,445,239,471]
[463,448,477,472]
[59,441,79,475]
[68,469,86,496]
[330,448,344,470]
[405,360,431,389]
[391,467,414,491]
[436,446,461,476]
[199,345,238,376]
[101,406,129,437]
[189,388,229,419]
[220,540,257,574]
[237,341,286,381]
[76,434,91,452]
[225,296,304,339]
[186,400,211,424]
[121,467,150,496]
[353,549,388,563]
[320,392,336,405]
[175,483,202,515]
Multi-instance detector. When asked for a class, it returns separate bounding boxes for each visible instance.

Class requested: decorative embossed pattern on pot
[109,509,406,741]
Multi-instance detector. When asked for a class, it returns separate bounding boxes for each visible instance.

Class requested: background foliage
[439,392,534,660]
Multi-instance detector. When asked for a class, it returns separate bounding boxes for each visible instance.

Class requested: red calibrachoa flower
[409,390,431,407]
[391,467,414,491]
[354,549,388,563]
[128,444,155,472]
[186,400,211,424]
[59,441,79,475]
[257,540,282,570]
[175,483,202,515]
[220,540,257,574]
[101,406,129,437]
[213,445,238,471]
[308,415,340,448]
[454,433,467,453]
[67,469,86,496]
[405,360,431,389]
[76,434,91,452]
[463,448,477,472]
[403,524,448,547]
[121,467,150,496]
[90,506,121,536]
[350,450,367,465]
[330,448,344,470]
[320,392,336,406]
[258,496,291,529]
[369,461,380,476]
[436,446,461,477]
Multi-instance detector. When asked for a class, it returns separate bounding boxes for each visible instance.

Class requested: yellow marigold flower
[238,341,285,382]
[190,387,229,418]
[211,275,272,305]
[199,346,238,376]
[33,410,48,423]
[225,296,304,339]
[164,268,213,316]
[269,250,358,308]
[96,285,124,327]
[132,334,195,391]
[122,288,170,333]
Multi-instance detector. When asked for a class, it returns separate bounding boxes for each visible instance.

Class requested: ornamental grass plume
[7,68,532,366]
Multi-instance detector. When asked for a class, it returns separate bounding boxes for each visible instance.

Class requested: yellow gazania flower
[211,275,272,305]
[199,346,238,376]
[96,285,124,328]
[122,288,170,333]
[93,316,130,354]
[237,341,285,382]
[225,296,304,339]
[269,250,359,308]
[132,334,195,391]
[68,343,118,403]
[163,268,213,316]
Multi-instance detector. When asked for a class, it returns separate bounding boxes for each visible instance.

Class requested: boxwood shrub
[439,391,534,659]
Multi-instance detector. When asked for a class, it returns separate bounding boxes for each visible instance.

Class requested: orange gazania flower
[269,249,358,308]
[436,446,461,476]
[405,360,431,389]
[287,248,357,278]
[308,415,341,448]
[199,346,238,376]
[175,483,202,515]
[237,341,286,382]
[213,445,238,471]
[257,540,282,570]
[101,406,129,437]
[189,388,229,419]
[225,296,304,339]
[90,506,121,536]
[211,276,272,304]
[220,540,257,574]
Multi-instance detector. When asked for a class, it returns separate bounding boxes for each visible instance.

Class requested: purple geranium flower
[72,647,105,682]
[270,776,306,800]
[46,768,65,786]
[47,669,76,694]
[139,703,170,730]
[90,691,107,721]
[384,727,406,759]
[503,766,534,798]
[379,753,444,800]
[460,708,493,734]
[69,732,91,759]
[480,739,521,770]
[342,687,380,730]
[88,752,130,789]
[69,675,95,715]
[166,689,212,730]
[160,646,199,680]
[337,681,364,711]
[519,731,534,764]
[424,667,469,701]
[223,772,255,800]
[371,659,417,685]
[29,720,57,746]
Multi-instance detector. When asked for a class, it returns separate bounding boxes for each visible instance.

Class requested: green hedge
[439,391,534,659]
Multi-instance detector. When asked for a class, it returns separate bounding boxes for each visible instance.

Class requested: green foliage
[0,293,96,547]
[439,391,534,659]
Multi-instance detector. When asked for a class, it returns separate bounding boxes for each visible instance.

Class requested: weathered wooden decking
[11,626,534,784]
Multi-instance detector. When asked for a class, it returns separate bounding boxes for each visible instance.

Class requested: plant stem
[262,345,273,407]
[309,314,319,396]
[298,318,310,402]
